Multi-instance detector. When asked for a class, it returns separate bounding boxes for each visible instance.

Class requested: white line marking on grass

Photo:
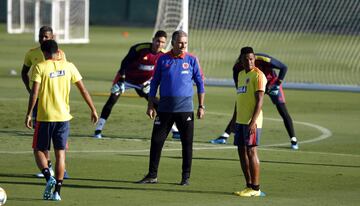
[0,99,334,155]
[262,118,333,147]
[206,111,333,147]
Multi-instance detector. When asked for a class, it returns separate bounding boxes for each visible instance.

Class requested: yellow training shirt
[236,67,267,128]
[24,47,66,67]
[31,60,82,122]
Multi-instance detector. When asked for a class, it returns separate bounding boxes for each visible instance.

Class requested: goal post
[7,0,89,44]
[7,0,35,34]
[34,0,89,44]
[154,0,189,51]
[154,0,360,92]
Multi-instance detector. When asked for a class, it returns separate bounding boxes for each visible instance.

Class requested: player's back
[32,60,81,122]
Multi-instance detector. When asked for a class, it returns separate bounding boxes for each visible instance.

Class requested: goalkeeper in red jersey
[210,53,299,150]
[94,30,180,138]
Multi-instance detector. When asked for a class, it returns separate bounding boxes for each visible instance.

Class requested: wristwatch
[198,105,205,109]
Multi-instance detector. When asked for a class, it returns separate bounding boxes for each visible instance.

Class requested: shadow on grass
[0,129,33,137]
[116,154,360,168]
[7,197,44,202]
[0,173,232,196]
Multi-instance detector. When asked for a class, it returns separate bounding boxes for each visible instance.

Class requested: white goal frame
[7,0,89,44]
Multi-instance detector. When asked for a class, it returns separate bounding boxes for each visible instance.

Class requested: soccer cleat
[51,192,61,201]
[63,170,70,179]
[94,130,102,139]
[290,137,299,150]
[180,178,190,186]
[35,167,55,178]
[136,176,158,184]
[43,176,56,200]
[233,187,250,196]
[291,143,299,150]
[234,188,266,197]
[172,131,181,140]
[36,169,69,179]
[35,172,44,178]
[209,136,227,144]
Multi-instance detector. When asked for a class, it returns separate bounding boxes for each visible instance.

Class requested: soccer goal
[7,0,35,33]
[7,0,89,44]
[154,0,360,92]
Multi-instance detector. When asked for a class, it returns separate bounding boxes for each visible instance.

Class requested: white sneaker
[290,137,299,150]
[94,130,102,139]
[35,167,55,178]
[51,192,61,201]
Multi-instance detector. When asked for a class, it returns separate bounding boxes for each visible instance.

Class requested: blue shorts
[234,123,262,146]
[32,121,70,150]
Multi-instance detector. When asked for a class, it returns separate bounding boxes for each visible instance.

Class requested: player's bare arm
[25,81,40,129]
[75,80,98,124]
[21,65,31,93]
[249,91,264,134]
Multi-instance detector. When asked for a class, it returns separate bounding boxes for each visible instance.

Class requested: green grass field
[0,24,360,206]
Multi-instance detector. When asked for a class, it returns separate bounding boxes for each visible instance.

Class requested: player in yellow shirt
[21,26,69,179]
[233,47,267,197]
[25,40,98,201]
[22,26,66,93]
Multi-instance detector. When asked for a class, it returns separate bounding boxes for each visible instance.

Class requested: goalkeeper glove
[267,85,280,96]
[111,81,125,95]
[142,81,151,94]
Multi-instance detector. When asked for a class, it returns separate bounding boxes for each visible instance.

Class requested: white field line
[0,98,342,156]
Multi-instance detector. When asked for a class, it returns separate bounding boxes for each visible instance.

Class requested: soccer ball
[0,187,6,205]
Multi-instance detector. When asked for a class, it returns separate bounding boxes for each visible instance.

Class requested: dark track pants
[148,112,194,179]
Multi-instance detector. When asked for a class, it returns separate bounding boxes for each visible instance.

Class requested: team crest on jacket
[182,63,189,69]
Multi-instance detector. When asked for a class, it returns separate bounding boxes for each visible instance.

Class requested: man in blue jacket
[137,30,205,186]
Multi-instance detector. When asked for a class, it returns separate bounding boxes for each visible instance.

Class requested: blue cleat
[210,137,227,144]
[43,176,56,200]
[172,131,181,140]
[51,192,61,201]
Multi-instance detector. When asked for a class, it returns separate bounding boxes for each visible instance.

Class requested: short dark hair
[39,26,53,35]
[154,30,167,39]
[240,46,254,56]
[41,40,58,55]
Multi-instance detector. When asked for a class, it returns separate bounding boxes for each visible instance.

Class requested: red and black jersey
[117,42,165,85]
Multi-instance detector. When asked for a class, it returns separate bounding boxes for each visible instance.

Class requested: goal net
[154,0,360,91]
[7,0,35,33]
[7,0,89,44]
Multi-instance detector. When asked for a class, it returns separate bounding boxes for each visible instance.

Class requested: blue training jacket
[149,51,205,112]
